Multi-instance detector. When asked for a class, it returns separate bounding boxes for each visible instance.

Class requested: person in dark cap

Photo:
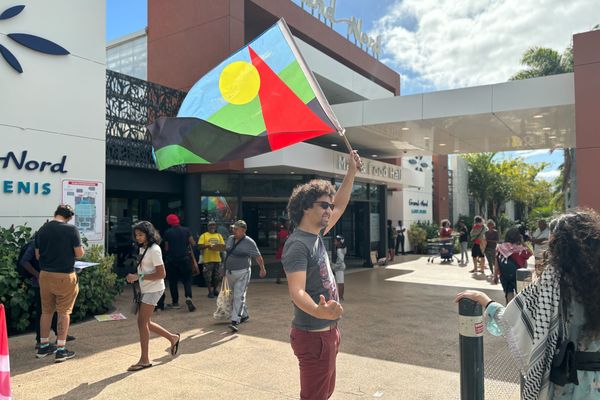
[224,220,266,332]
[163,214,196,312]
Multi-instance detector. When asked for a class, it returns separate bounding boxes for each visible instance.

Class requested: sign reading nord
[0,150,68,173]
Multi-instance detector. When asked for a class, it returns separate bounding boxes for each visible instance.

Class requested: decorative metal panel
[106,70,186,172]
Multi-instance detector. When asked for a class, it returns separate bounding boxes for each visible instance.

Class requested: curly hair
[133,221,162,246]
[548,209,600,331]
[287,179,336,226]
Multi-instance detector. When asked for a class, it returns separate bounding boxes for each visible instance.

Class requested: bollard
[458,298,484,400]
[516,268,532,293]
[516,268,532,395]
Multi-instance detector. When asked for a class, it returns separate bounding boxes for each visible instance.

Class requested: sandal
[127,363,152,372]
[171,333,181,356]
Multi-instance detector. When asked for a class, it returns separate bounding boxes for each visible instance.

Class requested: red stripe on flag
[248,46,335,151]
[0,305,11,400]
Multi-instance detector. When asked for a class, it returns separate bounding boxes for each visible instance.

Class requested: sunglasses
[314,201,335,211]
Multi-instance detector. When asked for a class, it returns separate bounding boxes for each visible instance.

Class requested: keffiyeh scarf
[497,264,561,400]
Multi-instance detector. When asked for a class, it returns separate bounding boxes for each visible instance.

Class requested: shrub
[0,224,123,333]
[407,224,427,254]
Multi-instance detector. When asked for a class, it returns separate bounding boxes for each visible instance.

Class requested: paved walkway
[8,256,520,399]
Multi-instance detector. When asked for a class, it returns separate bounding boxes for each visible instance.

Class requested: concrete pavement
[8,256,520,399]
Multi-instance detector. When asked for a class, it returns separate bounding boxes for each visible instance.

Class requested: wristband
[484,300,495,309]
[139,273,145,282]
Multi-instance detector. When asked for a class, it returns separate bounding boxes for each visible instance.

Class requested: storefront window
[201,196,239,236]
[242,175,304,197]
[352,182,368,200]
[201,174,239,195]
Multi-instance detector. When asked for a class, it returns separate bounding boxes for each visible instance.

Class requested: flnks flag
[0,305,11,400]
[148,19,342,170]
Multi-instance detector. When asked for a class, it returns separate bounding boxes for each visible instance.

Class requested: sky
[106,0,597,181]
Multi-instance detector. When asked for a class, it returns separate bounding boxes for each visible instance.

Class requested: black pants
[166,257,193,304]
[395,235,405,255]
[33,286,57,342]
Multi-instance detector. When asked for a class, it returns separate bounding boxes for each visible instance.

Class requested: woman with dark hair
[469,216,487,274]
[493,227,533,303]
[456,209,600,400]
[126,221,180,372]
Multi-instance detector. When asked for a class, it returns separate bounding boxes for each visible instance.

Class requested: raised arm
[325,150,362,235]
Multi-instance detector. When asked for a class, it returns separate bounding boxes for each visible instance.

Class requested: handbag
[213,277,233,320]
[130,246,149,315]
[549,298,579,386]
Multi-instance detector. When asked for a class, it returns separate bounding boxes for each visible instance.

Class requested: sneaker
[66,335,76,342]
[207,292,215,299]
[55,348,76,363]
[36,344,57,358]
[228,321,239,333]
[166,303,181,309]
[185,298,196,312]
[240,316,249,324]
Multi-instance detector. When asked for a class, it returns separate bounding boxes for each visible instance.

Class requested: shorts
[499,264,517,295]
[39,271,79,315]
[140,290,165,306]
[471,244,484,258]
[334,270,344,284]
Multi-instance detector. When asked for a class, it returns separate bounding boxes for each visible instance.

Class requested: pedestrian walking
[126,221,180,372]
[386,219,396,262]
[457,220,469,265]
[34,205,84,362]
[283,149,362,400]
[484,219,499,274]
[493,227,532,303]
[198,221,225,298]
[224,220,266,332]
[332,235,347,301]
[163,214,197,312]
[456,209,600,400]
[395,220,405,255]
[469,216,487,274]
[275,218,291,284]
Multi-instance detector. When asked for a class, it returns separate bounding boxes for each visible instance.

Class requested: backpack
[15,241,34,280]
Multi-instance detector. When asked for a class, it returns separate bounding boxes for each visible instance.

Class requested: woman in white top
[126,221,180,372]
[333,235,347,301]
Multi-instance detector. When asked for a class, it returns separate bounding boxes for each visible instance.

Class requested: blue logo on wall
[0,4,70,74]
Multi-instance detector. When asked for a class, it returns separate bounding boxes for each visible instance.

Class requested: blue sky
[107,0,591,180]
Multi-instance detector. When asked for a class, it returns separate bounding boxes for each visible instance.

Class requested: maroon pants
[290,326,341,400]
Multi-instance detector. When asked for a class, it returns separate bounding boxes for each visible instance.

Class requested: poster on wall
[62,180,104,241]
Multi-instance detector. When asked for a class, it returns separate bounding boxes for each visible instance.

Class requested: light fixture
[423,136,430,140]
[371,154,378,158]
[330,143,338,147]
[439,143,446,146]
[542,127,552,131]
[548,135,557,139]
[401,127,409,131]
[290,171,296,174]
[533,114,544,119]
[253,170,258,174]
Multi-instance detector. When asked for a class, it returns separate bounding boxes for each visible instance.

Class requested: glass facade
[107,34,147,80]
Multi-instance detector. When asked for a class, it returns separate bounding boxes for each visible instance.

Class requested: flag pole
[339,128,354,153]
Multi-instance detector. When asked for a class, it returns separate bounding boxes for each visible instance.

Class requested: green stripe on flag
[155,144,210,170]
[278,60,315,103]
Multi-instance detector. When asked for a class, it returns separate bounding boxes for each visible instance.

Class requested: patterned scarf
[497,264,561,400]
[496,242,531,268]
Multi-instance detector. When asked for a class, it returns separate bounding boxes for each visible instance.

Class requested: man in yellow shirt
[198,221,225,298]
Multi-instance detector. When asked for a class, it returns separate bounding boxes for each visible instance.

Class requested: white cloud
[537,170,560,181]
[512,149,551,159]
[371,0,598,93]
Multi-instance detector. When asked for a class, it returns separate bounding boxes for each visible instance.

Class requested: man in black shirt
[163,214,197,312]
[35,204,84,362]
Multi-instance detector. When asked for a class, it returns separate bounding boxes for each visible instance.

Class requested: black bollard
[459,298,484,400]
[516,268,532,293]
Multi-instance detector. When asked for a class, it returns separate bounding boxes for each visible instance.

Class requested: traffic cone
[0,304,11,400]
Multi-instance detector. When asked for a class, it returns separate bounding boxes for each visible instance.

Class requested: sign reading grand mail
[296,0,382,58]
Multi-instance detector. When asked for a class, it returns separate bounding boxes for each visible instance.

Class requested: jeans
[395,235,405,254]
[227,268,251,323]
[291,326,340,400]
[166,256,192,304]
[460,241,469,262]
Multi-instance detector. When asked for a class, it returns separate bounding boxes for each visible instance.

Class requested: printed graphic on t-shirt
[317,238,338,301]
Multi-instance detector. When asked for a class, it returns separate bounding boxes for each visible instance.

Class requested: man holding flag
[282,150,362,400]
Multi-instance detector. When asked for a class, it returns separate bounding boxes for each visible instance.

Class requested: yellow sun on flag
[218,61,261,105]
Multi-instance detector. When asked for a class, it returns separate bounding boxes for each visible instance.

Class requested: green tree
[462,153,497,216]
[510,46,573,80]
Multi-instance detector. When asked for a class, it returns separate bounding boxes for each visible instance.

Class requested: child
[333,235,347,301]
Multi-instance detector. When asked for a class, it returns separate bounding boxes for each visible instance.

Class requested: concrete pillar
[574,29,600,212]
[184,173,202,235]
[433,154,450,223]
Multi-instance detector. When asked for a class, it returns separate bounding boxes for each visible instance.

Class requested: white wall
[0,0,106,244]
[450,155,469,223]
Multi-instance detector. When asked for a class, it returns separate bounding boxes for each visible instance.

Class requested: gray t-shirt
[224,235,261,271]
[282,229,339,330]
